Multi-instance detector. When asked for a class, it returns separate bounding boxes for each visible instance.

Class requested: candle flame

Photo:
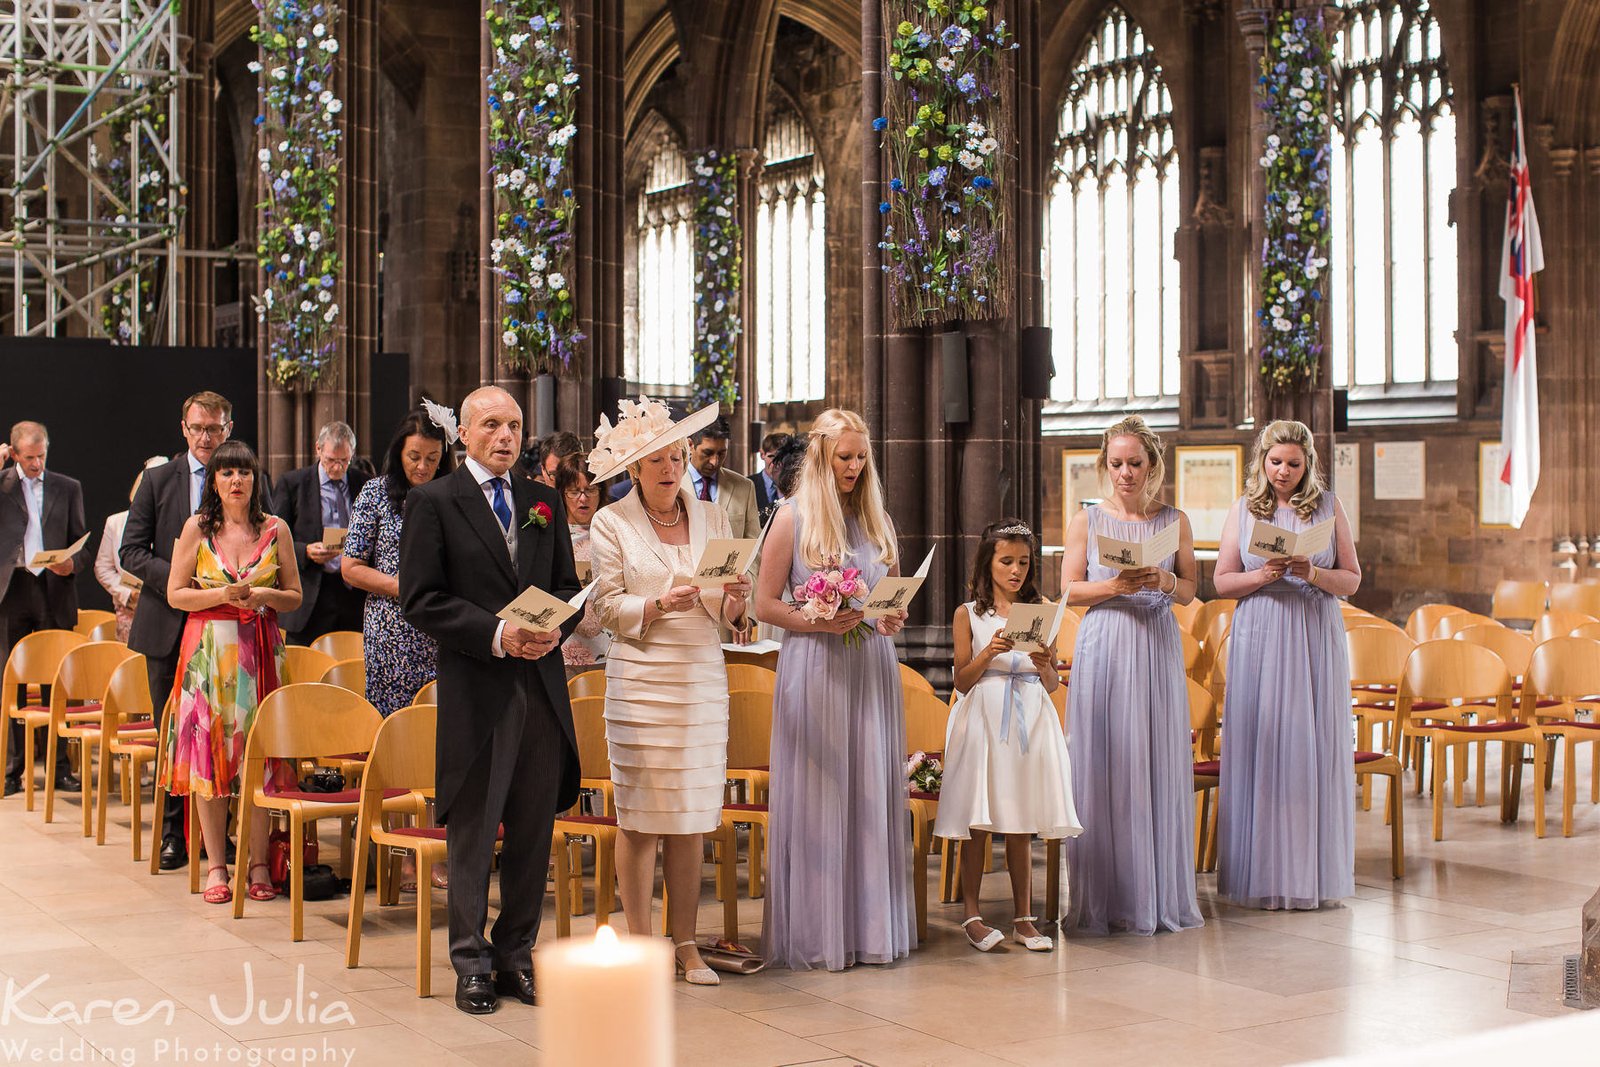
[593,924,621,952]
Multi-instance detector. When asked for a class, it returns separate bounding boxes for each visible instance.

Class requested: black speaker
[599,375,626,421]
[1333,388,1349,432]
[941,330,970,424]
[1019,325,1054,400]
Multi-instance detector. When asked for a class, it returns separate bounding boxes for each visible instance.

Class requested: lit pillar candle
[535,926,674,1066]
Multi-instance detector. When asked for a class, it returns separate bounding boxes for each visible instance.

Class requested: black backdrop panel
[0,338,259,610]
[368,351,412,449]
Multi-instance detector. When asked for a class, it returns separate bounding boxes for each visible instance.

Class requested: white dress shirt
[21,472,45,575]
[187,451,208,514]
[462,456,518,657]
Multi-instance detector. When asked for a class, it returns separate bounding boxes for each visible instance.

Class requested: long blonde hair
[1244,419,1325,519]
[794,409,898,570]
[1096,415,1166,512]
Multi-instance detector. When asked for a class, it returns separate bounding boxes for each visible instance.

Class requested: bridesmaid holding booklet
[1063,415,1203,936]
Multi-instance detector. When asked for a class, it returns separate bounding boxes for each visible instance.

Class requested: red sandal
[202,865,232,905]
[247,863,278,901]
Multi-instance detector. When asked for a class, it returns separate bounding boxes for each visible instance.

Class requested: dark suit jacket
[0,467,88,628]
[273,463,369,634]
[399,464,582,822]
[120,454,194,657]
[753,470,781,526]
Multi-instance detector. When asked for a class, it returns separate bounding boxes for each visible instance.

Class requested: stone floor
[0,754,1595,1067]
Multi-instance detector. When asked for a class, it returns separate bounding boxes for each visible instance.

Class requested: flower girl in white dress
[935,520,1082,952]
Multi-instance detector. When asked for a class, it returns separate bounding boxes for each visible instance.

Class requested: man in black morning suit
[399,386,582,1015]
[120,390,237,869]
[0,421,89,796]
[274,420,369,644]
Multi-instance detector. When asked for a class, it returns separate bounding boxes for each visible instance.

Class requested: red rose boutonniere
[523,502,552,529]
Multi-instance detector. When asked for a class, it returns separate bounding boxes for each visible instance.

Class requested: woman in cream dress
[587,398,751,985]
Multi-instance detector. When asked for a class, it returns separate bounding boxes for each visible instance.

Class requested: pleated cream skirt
[603,610,729,834]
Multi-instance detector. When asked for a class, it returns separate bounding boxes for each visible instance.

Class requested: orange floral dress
[159,529,290,798]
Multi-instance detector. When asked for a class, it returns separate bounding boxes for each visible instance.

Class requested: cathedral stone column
[178,1,216,347]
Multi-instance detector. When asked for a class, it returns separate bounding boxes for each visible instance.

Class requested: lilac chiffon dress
[1066,505,1203,935]
[763,506,915,970]
[1216,493,1354,910]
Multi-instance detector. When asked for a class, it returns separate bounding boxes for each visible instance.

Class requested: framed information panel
[1175,445,1243,550]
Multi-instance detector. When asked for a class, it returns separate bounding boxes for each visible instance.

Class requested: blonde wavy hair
[1244,419,1325,519]
[794,409,898,570]
[1096,415,1166,512]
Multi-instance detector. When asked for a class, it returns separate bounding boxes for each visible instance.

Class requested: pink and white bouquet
[906,751,942,794]
[794,559,872,647]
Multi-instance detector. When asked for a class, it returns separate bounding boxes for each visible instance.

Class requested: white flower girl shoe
[961,916,1004,952]
[1011,916,1054,952]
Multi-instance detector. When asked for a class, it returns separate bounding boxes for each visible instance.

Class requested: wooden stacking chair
[1193,609,1234,688]
[1532,611,1597,645]
[344,704,444,996]
[1189,599,1234,641]
[319,658,366,694]
[72,609,117,638]
[1550,583,1600,617]
[1398,640,1544,841]
[899,662,936,698]
[93,655,161,851]
[1519,637,1600,837]
[726,663,777,694]
[904,686,953,940]
[1354,689,1406,879]
[1346,625,1417,811]
[310,630,364,663]
[86,620,119,642]
[554,695,618,922]
[723,645,779,671]
[1432,611,1498,640]
[232,684,420,940]
[1190,679,1221,874]
[412,679,437,705]
[1170,598,1202,634]
[1406,604,1465,643]
[567,669,606,701]
[720,689,775,898]
[43,641,138,831]
[1054,608,1080,677]
[1491,579,1549,628]
[281,645,337,686]
[1180,630,1202,679]
[0,629,87,810]
[1573,622,1600,643]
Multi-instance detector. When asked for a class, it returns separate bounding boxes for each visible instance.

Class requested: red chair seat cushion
[909,791,940,802]
[1409,700,1449,712]
[1554,721,1600,730]
[723,803,768,813]
[389,824,503,841]
[82,719,155,731]
[270,786,411,804]
[1353,751,1387,765]
[1443,722,1528,735]
[1193,760,1220,776]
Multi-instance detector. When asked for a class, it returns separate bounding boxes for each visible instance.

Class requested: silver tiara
[994,522,1033,539]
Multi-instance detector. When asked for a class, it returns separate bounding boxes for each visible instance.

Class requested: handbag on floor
[697,937,766,975]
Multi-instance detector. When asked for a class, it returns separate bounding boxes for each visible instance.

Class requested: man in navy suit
[274,421,369,644]
[753,431,793,526]
[400,386,581,1014]
[120,390,235,869]
[0,422,88,796]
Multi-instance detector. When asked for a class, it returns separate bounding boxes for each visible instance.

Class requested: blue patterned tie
[489,477,513,532]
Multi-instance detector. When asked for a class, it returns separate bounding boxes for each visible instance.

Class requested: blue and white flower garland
[250,0,343,389]
[486,0,584,374]
[878,0,1014,326]
[692,149,742,409]
[98,77,184,344]
[1256,10,1331,393]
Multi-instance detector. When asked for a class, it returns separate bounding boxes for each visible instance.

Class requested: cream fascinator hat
[587,395,720,483]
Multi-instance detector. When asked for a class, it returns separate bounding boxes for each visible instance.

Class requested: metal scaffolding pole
[1,0,185,342]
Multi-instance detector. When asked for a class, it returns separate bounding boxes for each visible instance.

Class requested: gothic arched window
[1328,0,1457,392]
[628,137,695,390]
[1044,6,1180,410]
[755,102,827,405]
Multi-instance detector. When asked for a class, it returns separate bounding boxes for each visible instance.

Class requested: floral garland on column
[250,0,344,389]
[692,149,742,409]
[1255,9,1331,394]
[97,79,184,344]
[878,0,1014,327]
[486,0,583,374]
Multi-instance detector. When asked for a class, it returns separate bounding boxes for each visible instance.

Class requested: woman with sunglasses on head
[555,452,611,666]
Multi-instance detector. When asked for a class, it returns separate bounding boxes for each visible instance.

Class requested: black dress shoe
[492,969,535,1006]
[54,772,81,792]
[455,974,498,1015]
[159,836,188,871]
[3,776,19,797]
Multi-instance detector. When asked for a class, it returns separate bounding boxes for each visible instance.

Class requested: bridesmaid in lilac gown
[1214,420,1361,910]
[755,409,914,971]
[1064,416,1203,935]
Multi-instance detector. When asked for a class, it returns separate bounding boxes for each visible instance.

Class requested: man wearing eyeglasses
[275,421,369,645]
[0,421,89,797]
[120,390,238,870]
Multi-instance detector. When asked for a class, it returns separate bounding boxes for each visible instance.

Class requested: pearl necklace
[644,501,684,528]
